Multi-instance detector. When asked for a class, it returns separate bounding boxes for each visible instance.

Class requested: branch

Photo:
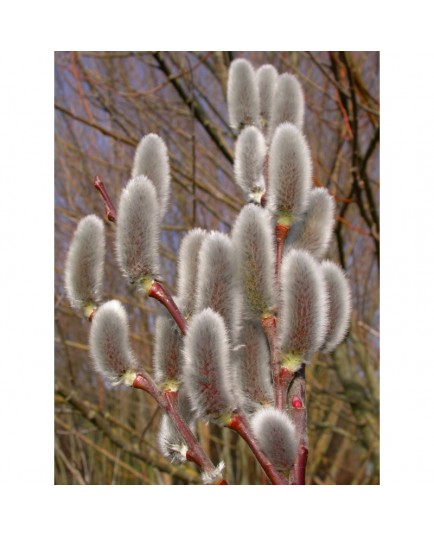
[55,382,201,484]
[152,52,234,165]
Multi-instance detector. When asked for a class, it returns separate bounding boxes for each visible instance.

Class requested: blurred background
[55,51,379,485]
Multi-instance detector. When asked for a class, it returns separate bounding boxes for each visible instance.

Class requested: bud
[153,297,183,389]
[268,122,312,225]
[131,133,171,218]
[234,321,273,411]
[183,309,235,422]
[234,126,266,203]
[280,250,328,370]
[64,215,105,315]
[195,232,237,336]
[227,58,259,130]
[256,64,278,126]
[251,407,297,471]
[89,300,138,386]
[286,187,335,259]
[232,205,276,320]
[321,261,352,352]
[269,73,305,137]
[176,228,208,315]
[115,175,160,286]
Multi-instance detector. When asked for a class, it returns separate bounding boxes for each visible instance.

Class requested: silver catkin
[234,125,266,201]
[269,73,305,138]
[195,232,237,339]
[157,389,196,464]
[131,133,171,218]
[232,205,276,320]
[233,321,274,412]
[89,300,138,386]
[321,260,352,353]
[268,122,312,223]
[183,309,235,422]
[280,250,328,360]
[115,175,160,285]
[256,64,278,127]
[64,215,105,312]
[153,296,183,387]
[286,187,335,259]
[176,228,208,315]
[251,407,297,471]
[227,58,260,130]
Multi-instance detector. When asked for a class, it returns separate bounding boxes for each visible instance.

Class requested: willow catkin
[227,58,259,130]
[234,125,266,201]
[176,228,208,315]
[89,300,138,386]
[321,260,352,352]
[280,250,328,361]
[183,309,235,422]
[195,232,237,338]
[232,205,276,320]
[269,72,305,137]
[268,122,312,223]
[251,407,297,471]
[256,64,278,126]
[286,187,335,259]
[115,175,160,285]
[64,215,105,313]
[131,133,171,218]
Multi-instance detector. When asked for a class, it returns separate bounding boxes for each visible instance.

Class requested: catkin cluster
[64,57,351,483]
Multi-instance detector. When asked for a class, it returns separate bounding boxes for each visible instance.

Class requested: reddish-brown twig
[275,222,290,280]
[288,369,308,485]
[147,280,187,335]
[94,175,117,222]
[133,374,224,482]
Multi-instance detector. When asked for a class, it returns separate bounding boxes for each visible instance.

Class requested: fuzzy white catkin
[195,232,237,338]
[153,298,183,385]
[157,389,196,464]
[131,133,171,218]
[286,188,335,259]
[269,73,305,137]
[234,126,266,199]
[89,300,138,386]
[232,205,276,319]
[251,407,297,471]
[176,228,208,314]
[227,58,259,130]
[157,415,187,464]
[256,64,278,125]
[268,122,312,222]
[64,215,105,311]
[183,309,235,422]
[321,261,352,353]
[280,250,328,359]
[234,321,274,411]
[115,175,160,284]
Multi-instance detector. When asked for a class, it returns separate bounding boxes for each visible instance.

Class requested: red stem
[227,413,288,485]
[288,367,308,485]
[261,315,283,406]
[275,367,294,411]
[293,445,308,485]
[163,391,215,475]
[148,281,187,335]
[133,375,224,482]
[275,223,289,280]
[132,372,166,407]
[94,175,117,222]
